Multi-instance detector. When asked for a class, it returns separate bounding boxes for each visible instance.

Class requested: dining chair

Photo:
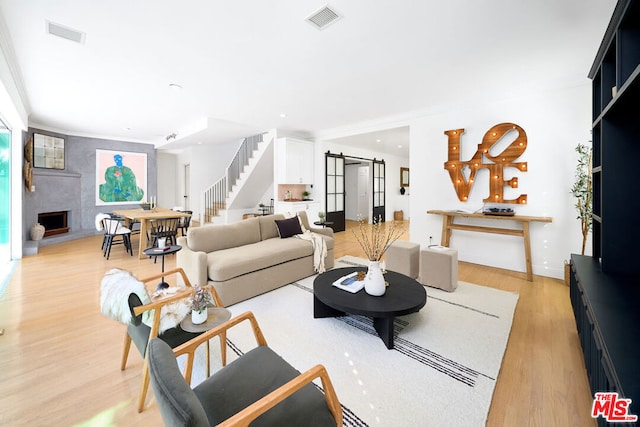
[176,210,193,236]
[102,215,133,259]
[148,217,179,247]
[95,212,111,252]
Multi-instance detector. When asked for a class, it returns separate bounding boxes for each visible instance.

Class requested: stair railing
[203,133,263,223]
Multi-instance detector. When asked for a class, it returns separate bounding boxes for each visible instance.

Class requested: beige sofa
[176,211,334,306]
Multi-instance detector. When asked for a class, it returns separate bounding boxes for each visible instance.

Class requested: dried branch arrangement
[351,216,404,261]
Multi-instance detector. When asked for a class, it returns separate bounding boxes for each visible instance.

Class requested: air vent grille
[46,21,85,44]
[306,6,341,30]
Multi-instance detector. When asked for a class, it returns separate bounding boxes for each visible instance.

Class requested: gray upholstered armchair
[100,267,226,413]
[147,311,343,426]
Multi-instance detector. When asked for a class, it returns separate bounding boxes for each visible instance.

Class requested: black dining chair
[147,217,179,248]
[101,215,133,259]
[176,210,193,236]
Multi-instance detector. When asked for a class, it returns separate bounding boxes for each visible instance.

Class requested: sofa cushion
[208,238,315,282]
[187,218,261,253]
[275,217,303,238]
[257,214,285,240]
[297,211,312,231]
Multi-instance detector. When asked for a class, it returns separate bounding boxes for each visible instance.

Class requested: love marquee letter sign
[444,122,528,204]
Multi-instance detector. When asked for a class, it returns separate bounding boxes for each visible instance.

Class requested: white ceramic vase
[30,223,45,241]
[191,309,208,325]
[364,260,386,296]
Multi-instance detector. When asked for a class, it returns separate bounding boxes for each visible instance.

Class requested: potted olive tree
[570,143,592,255]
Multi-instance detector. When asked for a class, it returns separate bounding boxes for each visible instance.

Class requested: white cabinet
[276,138,314,184]
[276,201,321,223]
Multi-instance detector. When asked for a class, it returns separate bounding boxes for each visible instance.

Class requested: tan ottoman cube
[419,246,458,292]
[385,241,420,279]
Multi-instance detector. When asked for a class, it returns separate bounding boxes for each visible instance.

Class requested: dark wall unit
[589,0,640,274]
[571,1,640,424]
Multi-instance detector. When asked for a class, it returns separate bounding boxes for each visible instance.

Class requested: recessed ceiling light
[279,113,287,118]
[169,83,183,90]
[398,145,403,148]
[376,139,381,143]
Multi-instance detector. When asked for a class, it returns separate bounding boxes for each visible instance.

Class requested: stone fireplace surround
[23,128,157,251]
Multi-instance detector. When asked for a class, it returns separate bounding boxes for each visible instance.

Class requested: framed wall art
[400,167,409,187]
[33,133,65,169]
[96,149,147,205]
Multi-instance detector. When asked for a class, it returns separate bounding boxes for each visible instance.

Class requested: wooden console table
[427,210,552,281]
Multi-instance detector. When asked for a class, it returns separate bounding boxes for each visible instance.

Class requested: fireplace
[38,211,69,237]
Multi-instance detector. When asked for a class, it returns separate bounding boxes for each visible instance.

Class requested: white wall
[157,151,177,208]
[409,83,592,279]
[174,139,242,222]
[344,162,360,220]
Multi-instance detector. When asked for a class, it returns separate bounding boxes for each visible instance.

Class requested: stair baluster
[203,134,263,223]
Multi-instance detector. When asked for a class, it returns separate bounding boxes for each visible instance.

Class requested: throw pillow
[283,211,308,232]
[275,216,303,238]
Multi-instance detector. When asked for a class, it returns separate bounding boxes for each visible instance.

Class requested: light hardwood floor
[0,221,594,426]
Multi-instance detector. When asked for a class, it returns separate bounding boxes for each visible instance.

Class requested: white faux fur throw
[100,268,151,324]
[100,268,190,334]
[149,288,192,333]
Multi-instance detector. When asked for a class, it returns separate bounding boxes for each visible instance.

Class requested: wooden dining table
[112,207,192,259]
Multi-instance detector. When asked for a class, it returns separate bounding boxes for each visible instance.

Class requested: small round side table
[313,221,334,229]
[143,244,182,288]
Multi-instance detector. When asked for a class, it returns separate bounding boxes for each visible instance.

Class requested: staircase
[202,131,275,224]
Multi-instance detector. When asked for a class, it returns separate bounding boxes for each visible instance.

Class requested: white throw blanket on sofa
[296,230,327,273]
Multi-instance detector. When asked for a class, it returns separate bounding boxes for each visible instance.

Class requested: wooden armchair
[115,267,225,412]
[148,311,343,426]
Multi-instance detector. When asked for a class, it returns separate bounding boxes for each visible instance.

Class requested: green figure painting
[99,154,144,202]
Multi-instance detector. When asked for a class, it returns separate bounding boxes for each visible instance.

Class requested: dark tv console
[570,255,639,424]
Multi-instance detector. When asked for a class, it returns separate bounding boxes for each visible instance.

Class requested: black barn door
[372,160,385,223]
[325,153,346,232]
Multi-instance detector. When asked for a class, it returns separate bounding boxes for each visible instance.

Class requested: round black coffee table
[313,267,427,349]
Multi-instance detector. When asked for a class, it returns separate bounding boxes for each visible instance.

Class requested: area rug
[182,256,519,426]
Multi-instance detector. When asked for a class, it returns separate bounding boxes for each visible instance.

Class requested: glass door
[372,160,385,223]
[325,153,345,232]
[0,118,10,263]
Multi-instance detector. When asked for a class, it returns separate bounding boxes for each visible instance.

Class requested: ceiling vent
[46,21,85,44]
[306,5,341,30]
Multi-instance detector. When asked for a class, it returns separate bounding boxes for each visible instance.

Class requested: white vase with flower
[191,285,212,325]
[364,260,386,296]
[351,216,404,296]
